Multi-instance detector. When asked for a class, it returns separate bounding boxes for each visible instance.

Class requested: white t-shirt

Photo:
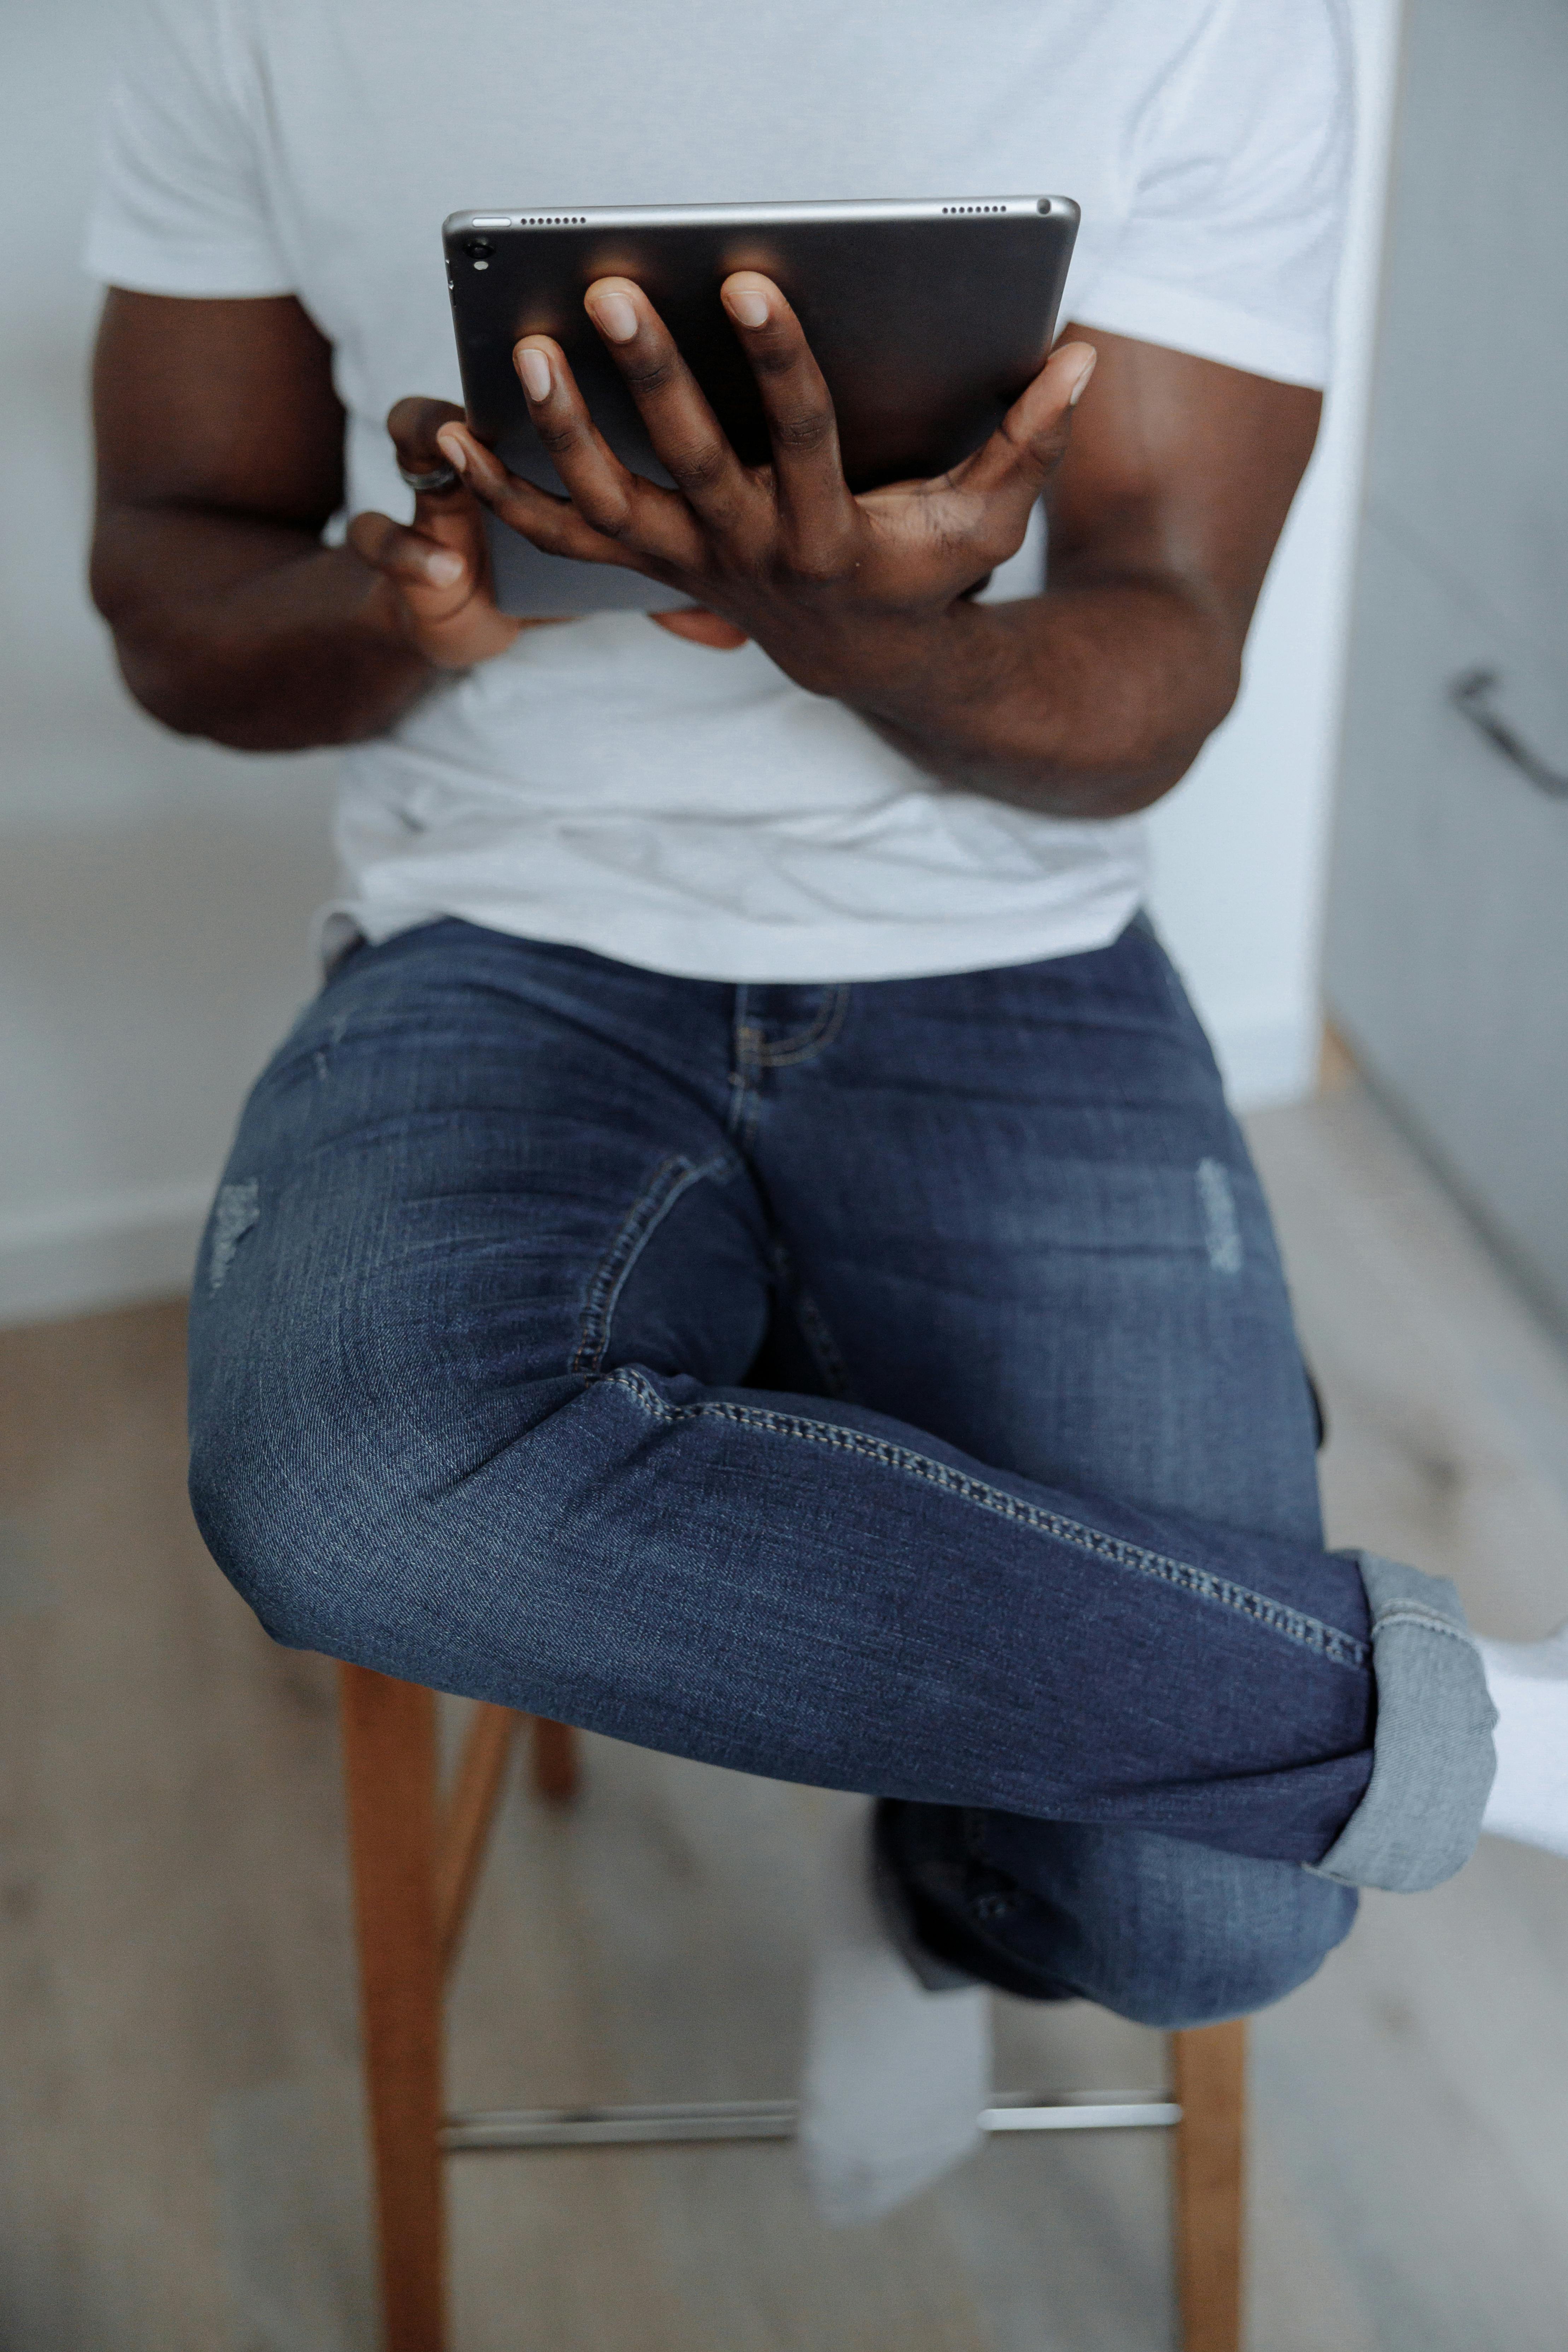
[86,0,1351,984]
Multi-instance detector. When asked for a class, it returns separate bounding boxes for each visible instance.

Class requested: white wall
[1147,0,1404,1108]
[0,0,1400,1328]
[0,2,339,1327]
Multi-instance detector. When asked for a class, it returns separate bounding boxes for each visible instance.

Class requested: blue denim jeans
[188,915,1495,2026]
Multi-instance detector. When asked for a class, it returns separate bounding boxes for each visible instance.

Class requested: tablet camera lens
[463,236,497,261]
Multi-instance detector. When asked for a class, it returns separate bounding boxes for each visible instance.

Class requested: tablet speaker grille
[941,204,1010,215]
[518,215,589,227]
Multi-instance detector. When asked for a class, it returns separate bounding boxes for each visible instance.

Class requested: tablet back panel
[443,197,1078,617]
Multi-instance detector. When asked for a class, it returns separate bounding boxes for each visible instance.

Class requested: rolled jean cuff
[1309,1553,1497,1893]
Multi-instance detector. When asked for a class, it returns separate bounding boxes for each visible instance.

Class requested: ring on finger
[398,460,460,493]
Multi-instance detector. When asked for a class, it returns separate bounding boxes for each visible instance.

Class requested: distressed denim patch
[1197,1158,1244,1275]
[209,1180,260,1293]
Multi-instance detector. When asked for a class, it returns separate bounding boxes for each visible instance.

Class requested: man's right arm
[89,290,520,751]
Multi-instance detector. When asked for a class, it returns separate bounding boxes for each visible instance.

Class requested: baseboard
[0,1182,211,1328]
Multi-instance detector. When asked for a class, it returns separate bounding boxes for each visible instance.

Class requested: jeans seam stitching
[755,988,851,1069]
[603,1368,1370,1667]
[727,1001,761,1147]
[768,1238,855,1400]
[572,1153,731,1375]
[1370,1605,1472,1645]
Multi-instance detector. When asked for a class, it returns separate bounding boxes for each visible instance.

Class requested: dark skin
[90,278,1320,817]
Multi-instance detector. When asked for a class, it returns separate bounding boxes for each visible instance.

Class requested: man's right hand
[90,292,539,751]
[90,290,745,752]
[347,398,529,669]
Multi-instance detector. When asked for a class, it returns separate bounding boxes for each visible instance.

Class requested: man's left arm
[434,280,1320,821]
[845,326,1321,817]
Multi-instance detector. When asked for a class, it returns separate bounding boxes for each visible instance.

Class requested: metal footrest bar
[984,2097,1180,2134]
[443,2088,1180,2153]
[445,2100,796,2151]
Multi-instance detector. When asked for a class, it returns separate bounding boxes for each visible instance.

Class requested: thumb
[386,394,492,578]
[952,340,1097,507]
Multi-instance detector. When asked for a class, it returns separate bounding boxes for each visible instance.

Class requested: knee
[880,1805,1358,2028]
[187,1294,577,1660]
[185,1183,342,1649]
[187,1367,341,1654]
[1006,1819,1360,2028]
[1088,1850,1358,2027]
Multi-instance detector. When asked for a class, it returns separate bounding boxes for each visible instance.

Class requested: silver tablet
[443,196,1080,617]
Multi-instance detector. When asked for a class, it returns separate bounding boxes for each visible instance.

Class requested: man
[87,0,1565,2221]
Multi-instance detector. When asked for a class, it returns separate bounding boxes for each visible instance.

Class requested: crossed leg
[188,917,1489,1942]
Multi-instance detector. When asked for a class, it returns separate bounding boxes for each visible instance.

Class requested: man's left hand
[434,273,1096,689]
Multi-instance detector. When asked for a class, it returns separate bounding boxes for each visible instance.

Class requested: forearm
[90,505,438,752]
[835,574,1242,820]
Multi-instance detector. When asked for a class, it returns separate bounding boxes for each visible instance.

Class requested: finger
[582,279,757,536]
[513,332,695,559]
[718,273,856,560]
[508,335,709,569]
[947,341,1098,518]
[380,393,498,590]
[435,418,686,577]
[650,607,751,650]
[386,395,473,517]
[347,508,470,601]
[387,394,466,472]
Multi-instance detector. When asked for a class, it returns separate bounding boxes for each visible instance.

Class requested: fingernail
[726,286,770,329]
[518,346,552,402]
[1068,350,1098,406]
[436,428,468,473]
[589,290,638,343]
[425,550,463,585]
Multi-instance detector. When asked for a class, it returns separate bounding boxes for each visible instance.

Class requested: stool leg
[1171,2019,1246,2352]
[436,1703,522,1976]
[339,1663,446,2352]
[530,1715,580,1802]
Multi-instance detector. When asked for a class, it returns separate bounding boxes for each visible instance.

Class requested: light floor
[2,1080,1567,2352]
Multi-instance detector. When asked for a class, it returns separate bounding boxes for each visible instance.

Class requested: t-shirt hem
[1069,272,1329,389]
[316,891,1147,987]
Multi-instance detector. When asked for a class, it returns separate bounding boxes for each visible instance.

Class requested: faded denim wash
[188,914,1494,2024]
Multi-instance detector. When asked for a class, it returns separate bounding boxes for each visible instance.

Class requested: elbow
[990,664,1243,820]
[108,637,234,743]
[90,569,296,750]
[102,633,218,742]
[89,543,209,739]
[1047,639,1245,818]
[1091,705,1239,817]
[995,569,1248,818]
[1040,760,1194,823]
[1121,603,1248,808]
[1131,666,1245,811]
[89,519,297,749]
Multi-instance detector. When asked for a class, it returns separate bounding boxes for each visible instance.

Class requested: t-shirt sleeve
[82,0,292,297]
[1070,0,1353,387]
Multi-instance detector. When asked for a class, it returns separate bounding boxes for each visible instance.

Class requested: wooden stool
[340,1661,1247,2352]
